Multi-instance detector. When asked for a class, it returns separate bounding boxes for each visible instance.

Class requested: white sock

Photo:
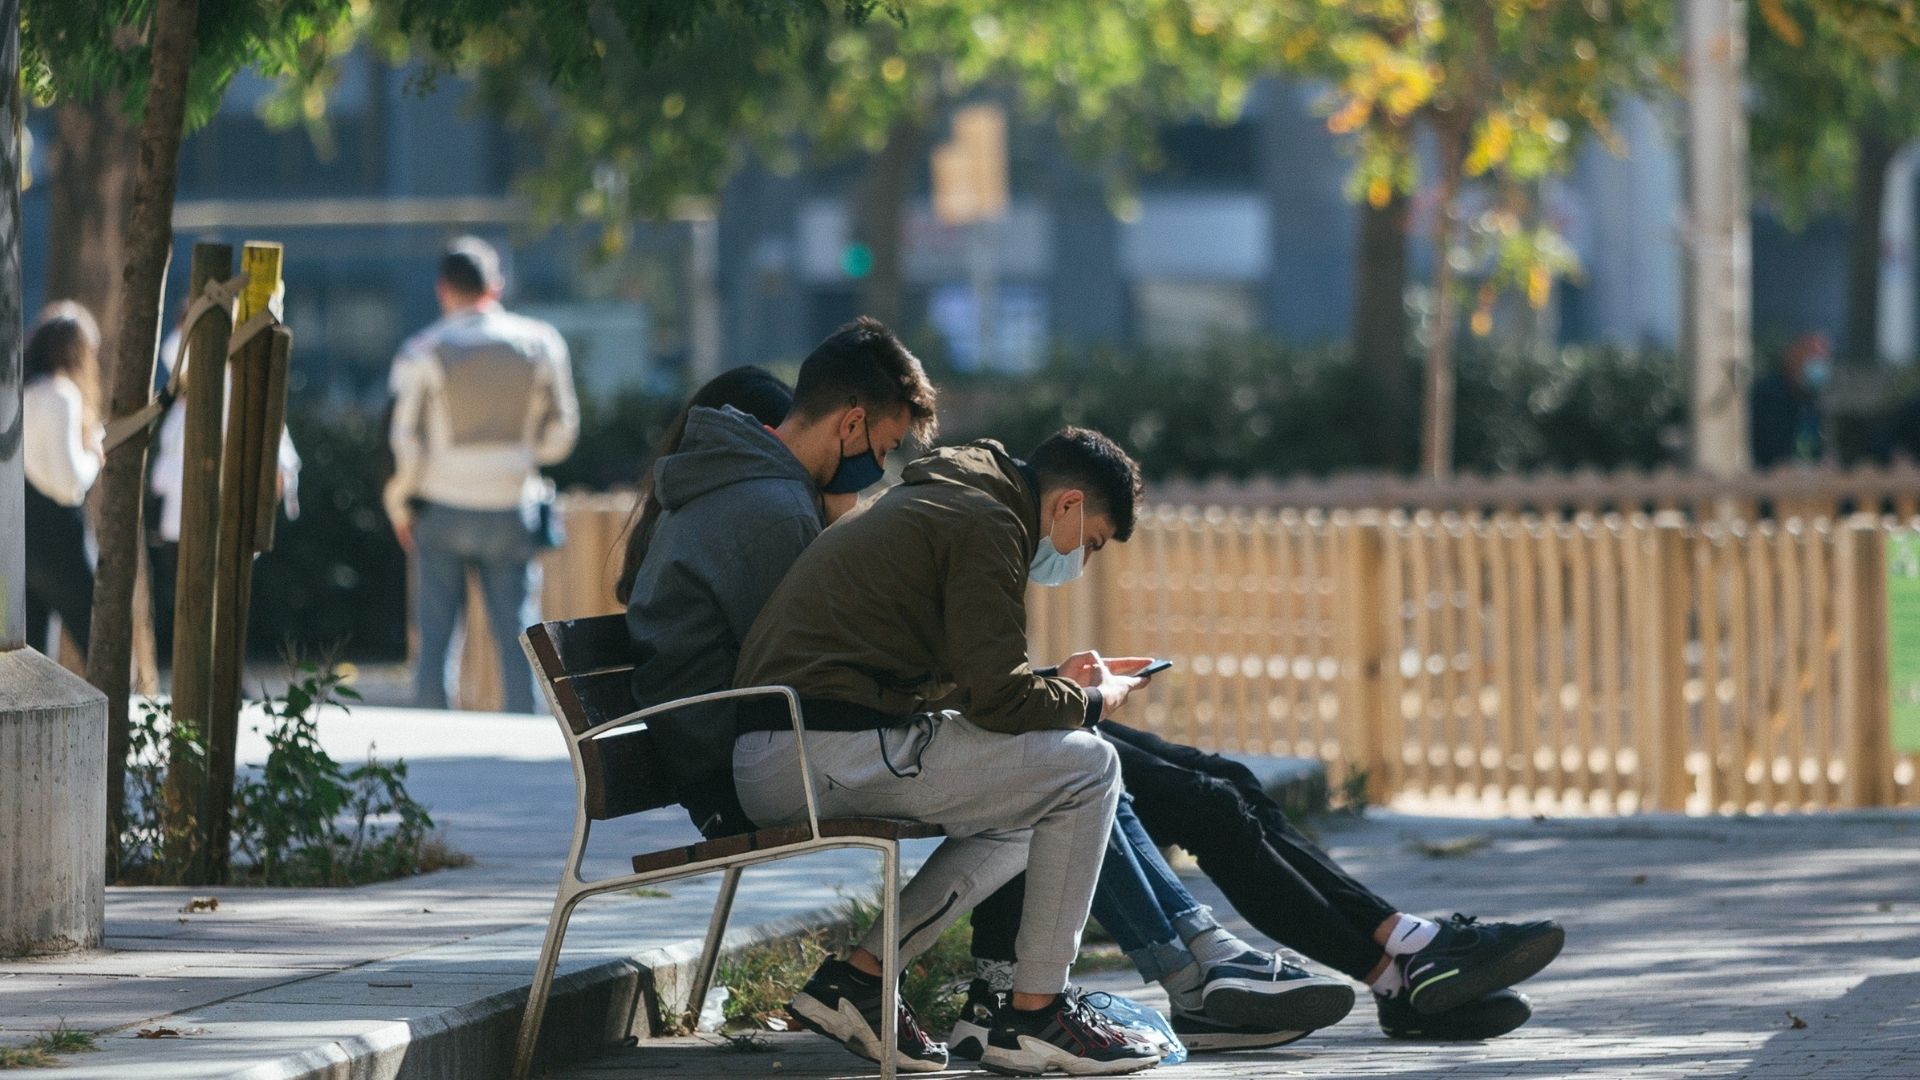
[1186,927,1257,967]
[976,959,1015,993]
[1381,915,1440,957]
[1370,960,1407,999]
[1160,961,1205,1012]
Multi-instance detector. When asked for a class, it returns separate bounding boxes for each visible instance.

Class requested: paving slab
[556,810,1920,1080]
[0,703,935,1077]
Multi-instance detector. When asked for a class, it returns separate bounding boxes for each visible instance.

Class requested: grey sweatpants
[733,712,1121,995]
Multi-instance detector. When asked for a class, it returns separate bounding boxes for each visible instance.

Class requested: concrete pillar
[0,0,109,958]
[0,648,108,955]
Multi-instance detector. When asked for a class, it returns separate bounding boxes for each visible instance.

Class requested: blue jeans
[411,502,540,713]
[972,795,1212,984]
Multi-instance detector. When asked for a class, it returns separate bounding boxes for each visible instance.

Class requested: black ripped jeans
[972,720,1399,982]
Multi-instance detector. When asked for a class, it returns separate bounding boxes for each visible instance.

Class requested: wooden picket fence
[455,481,1920,815]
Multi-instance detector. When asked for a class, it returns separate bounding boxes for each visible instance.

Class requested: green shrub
[117,661,455,887]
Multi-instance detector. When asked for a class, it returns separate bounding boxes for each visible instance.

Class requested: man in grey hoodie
[623,318,938,839]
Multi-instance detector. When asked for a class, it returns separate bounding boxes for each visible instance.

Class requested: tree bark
[852,118,924,329]
[1844,125,1896,365]
[84,0,201,876]
[1421,121,1467,481]
[46,97,137,337]
[1352,186,1410,467]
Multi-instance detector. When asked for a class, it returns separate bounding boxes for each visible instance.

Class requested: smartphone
[1137,658,1174,678]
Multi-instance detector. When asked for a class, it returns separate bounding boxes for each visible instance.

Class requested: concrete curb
[12,904,843,1080]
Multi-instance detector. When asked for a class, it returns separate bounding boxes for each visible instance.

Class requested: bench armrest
[579,685,823,839]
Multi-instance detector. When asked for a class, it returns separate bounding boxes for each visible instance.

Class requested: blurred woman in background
[21,301,104,658]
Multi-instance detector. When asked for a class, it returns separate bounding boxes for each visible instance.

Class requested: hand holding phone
[1136,658,1173,678]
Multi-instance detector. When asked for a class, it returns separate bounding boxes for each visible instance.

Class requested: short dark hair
[1030,426,1144,541]
[440,236,503,297]
[791,316,938,443]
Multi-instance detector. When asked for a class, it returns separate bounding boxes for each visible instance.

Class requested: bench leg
[685,865,744,1029]
[879,841,900,1080]
[511,889,584,1080]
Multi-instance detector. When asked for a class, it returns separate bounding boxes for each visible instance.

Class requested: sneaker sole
[979,1035,1162,1077]
[949,1017,989,1062]
[787,993,948,1073]
[1202,981,1356,1032]
[1381,994,1533,1041]
[1179,1027,1312,1053]
[1407,926,1565,1017]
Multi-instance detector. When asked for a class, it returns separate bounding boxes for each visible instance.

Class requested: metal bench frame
[510,616,919,1080]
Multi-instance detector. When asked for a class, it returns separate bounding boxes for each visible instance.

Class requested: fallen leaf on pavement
[1630,873,1649,885]
[1786,1012,1807,1029]
[1411,835,1493,859]
[179,897,219,914]
[134,1027,207,1039]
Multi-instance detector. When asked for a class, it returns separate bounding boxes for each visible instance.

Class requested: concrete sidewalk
[561,810,1920,1079]
[0,704,937,1078]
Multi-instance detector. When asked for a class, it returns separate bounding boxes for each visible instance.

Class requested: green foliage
[121,698,205,883]
[21,0,361,129]
[231,662,438,886]
[118,661,451,887]
[1749,0,1920,224]
[714,925,833,1029]
[30,1024,96,1055]
[956,341,1686,481]
[0,1045,55,1068]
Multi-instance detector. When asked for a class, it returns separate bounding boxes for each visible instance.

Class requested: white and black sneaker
[981,987,1163,1076]
[1196,950,1356,1031]
[786,957,948,1073]
[949,978,1004,1061]
[1398,914,1564,1017]
[1168,1004,1313,1054]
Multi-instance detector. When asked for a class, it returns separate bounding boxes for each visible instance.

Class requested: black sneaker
[1377,987,1533,1040]
[1400,914,1564,1016]
[980,987,1163,1076]
[948,978,1003,1061]
[786,957,948,1073]
[1196,950,1356,1031]
[1169,1004,1314,1054]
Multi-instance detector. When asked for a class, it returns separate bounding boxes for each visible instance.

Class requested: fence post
[1845,519,1893,806]
[164,243,235,862]
[1645,517,1693,811]
[1340,512,1395,805]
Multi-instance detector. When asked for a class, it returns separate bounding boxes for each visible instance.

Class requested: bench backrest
[524,615,679,821]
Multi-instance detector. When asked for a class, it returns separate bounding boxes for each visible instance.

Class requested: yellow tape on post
[238,242,282,321]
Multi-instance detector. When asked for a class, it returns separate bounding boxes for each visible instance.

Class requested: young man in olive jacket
[732,428,1163,1076]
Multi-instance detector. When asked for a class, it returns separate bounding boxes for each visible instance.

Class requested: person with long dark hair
[612,365,796,605]
[21,301,104,657]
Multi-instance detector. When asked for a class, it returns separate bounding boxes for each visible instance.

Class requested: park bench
[511,613,940,1080]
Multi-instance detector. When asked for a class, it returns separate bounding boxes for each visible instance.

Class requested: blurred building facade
[19,53,1909,401]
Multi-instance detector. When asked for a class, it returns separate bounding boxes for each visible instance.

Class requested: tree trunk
[1421,122,1467,480]
[1844,126,1896,365]
[853,119,924,329]
[1352,186,1410,468]
[84,0,201,877]
[46,96,137,337]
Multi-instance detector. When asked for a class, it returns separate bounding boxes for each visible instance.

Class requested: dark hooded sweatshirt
[625,406,822,828]
[733,440,1092,734]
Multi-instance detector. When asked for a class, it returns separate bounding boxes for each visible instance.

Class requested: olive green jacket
[733,440,1088,733]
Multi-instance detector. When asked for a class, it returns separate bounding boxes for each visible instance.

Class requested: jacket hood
[654,406,814,511]
[899,440,1041,554]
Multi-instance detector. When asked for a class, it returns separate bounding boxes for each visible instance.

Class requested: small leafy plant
[231,662,438,886]
[118,659,460,887]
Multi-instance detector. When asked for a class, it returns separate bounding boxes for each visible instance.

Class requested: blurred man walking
[385,237,578,712]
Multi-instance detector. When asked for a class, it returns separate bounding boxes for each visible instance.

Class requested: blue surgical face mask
[824,419,885,494]
[1028,500,1086,587]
